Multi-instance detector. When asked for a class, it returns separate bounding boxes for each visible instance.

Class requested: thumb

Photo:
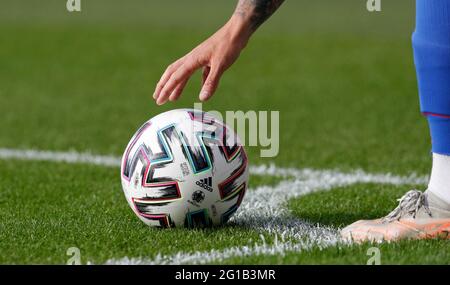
[199,66,222,101]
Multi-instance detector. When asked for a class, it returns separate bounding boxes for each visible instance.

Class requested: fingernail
[199,91,209,101]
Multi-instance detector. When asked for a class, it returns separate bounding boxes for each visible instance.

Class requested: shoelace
[382,190,432,223]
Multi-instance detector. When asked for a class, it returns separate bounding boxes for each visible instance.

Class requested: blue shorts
[413,0,450,155]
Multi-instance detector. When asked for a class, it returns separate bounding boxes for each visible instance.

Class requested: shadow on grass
[288,183,423,228]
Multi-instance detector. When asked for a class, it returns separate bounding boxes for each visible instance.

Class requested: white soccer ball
[120,109,249,228]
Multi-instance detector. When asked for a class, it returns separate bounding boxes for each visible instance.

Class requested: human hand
[153,17,251,105]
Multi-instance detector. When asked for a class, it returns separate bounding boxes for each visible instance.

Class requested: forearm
[225,0,285,48]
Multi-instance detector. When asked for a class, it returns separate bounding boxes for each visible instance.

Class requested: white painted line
[105,238,313,265]
[0,148,429,183]
[250,164,428,185]
[0,148,121,167]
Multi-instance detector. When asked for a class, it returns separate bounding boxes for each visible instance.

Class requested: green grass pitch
[0,0,449,264]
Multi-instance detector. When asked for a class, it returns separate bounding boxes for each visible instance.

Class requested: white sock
[428,153,450,204]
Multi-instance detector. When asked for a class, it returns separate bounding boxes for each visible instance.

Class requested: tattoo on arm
[234,0,285,32]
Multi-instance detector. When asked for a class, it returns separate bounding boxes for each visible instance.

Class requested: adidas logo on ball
[196,177,213,192]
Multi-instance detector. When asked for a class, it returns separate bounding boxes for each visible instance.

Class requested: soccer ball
[120,109,249,228]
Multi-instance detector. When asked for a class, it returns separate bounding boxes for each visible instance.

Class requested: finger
[156,65,193,105]
[153,58,185,100]
[169,78,189,102]
[199,65,223,101]
[157,59,201,105]
[202,66,210,86]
